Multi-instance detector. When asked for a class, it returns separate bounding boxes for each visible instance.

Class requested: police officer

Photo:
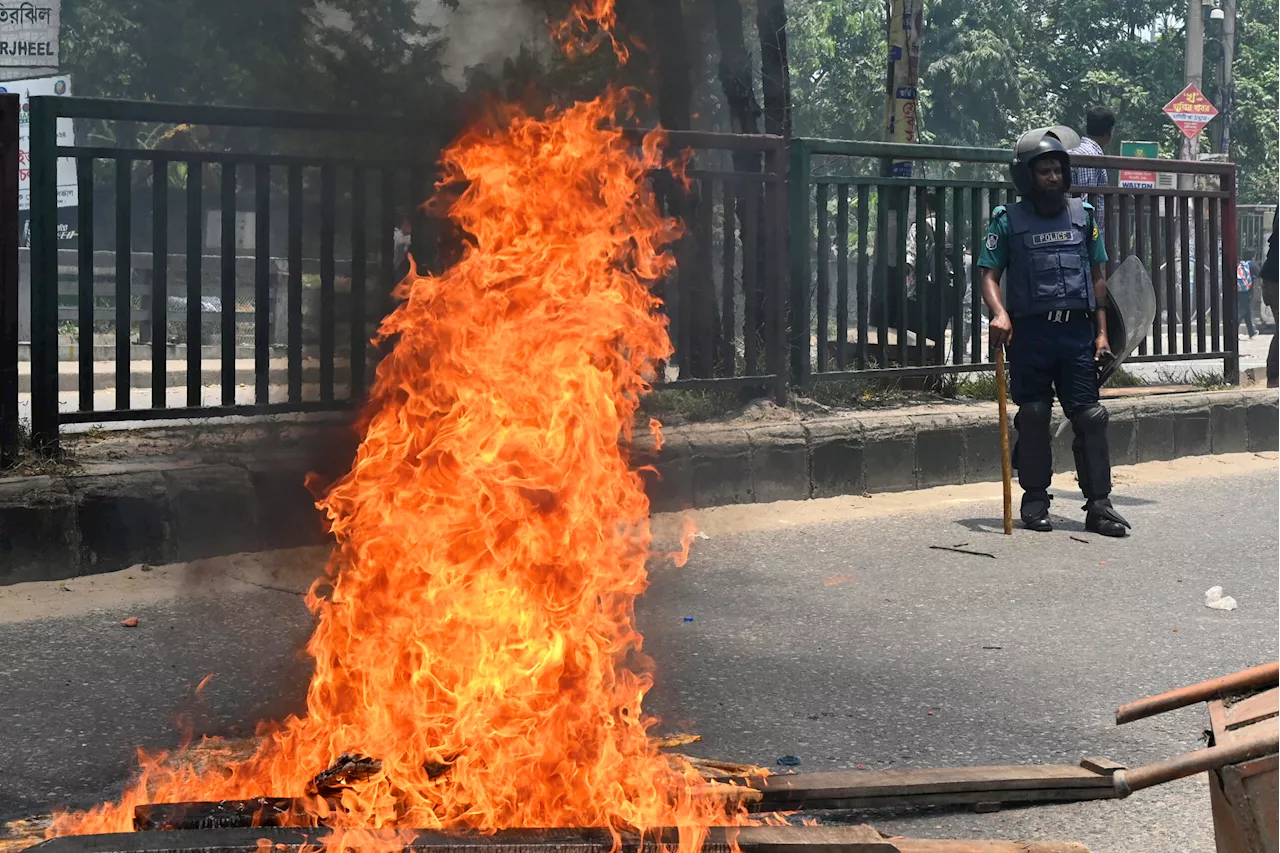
[977,131,1131,537]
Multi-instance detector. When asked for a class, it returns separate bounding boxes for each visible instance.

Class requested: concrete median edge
[0,389,1275,584]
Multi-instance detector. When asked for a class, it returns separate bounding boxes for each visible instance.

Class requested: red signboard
[1163,84,1219,139]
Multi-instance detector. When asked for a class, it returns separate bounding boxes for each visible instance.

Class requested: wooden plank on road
[745,765,1119,811]
[751,764,1115,804]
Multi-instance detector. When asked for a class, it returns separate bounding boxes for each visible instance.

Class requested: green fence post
[28,96,59,452]
[0,94,18,467]
[787,139,811,387]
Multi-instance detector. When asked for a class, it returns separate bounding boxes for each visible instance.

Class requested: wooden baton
[995,345,1012,535]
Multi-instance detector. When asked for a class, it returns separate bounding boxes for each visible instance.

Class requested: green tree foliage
[780,0,1277,201]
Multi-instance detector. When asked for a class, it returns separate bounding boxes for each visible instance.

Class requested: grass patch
[1104,366,1147,388]
[952,371,998,401]
[800,377,908,408]
[639,387,755,424]
[1,422,83,476]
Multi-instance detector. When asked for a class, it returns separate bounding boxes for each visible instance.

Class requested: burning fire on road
[48,2,746,849]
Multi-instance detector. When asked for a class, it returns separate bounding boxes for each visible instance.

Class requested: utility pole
[1218,0,1236,155]
[1180,0,1205,189]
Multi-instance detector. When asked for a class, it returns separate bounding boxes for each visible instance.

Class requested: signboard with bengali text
[0,1,59,67]
[1163,84,1218,139]
[0,72,76,210]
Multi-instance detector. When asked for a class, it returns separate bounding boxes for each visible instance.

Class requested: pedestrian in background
[1070,106,1115,235]
[1236,257,1257,338]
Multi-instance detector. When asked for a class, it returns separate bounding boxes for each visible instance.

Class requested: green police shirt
[977,202,1108,271]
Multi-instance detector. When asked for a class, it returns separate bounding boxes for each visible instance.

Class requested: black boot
[1021,491,1053,532]
[1084,498,1131,537]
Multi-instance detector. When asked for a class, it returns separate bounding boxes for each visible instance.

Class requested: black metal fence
[0,96,1243,460]
[647,132,788,403]
[23,97,453,450]
[788,139,1239,387]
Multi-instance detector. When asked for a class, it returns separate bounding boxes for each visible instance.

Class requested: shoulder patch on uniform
[985,233,999,251]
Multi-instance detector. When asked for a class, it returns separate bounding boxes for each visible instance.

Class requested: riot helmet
[1010,127,1076,195]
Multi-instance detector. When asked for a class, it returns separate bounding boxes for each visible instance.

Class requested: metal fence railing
[787,138,1239,388]
[645,131,788,404]
[22,96,450,450]
[0,97,1243,461]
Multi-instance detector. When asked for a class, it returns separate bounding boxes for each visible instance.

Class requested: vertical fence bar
[672,187,691,378]
[895,187,908,367]
[1193,197,1207,353]
[875,184,889,369]
[114,156,133,411]
[913,184,927,366]
[1104,192,1118,276]
[0,94,17,463]
[1221,168,1239,384]
[185,164,203,406]
[28,98,57,447]
[835,184,849,371]
[151,157,168,408]
[1179,195,1191,353]
[111,157,135,410]
[76,155,94,411]
[815,182,829,372]
[220,162,236,405]
[1208,198,1221,353]
[721,179,736,375]
[855,184,869,369]
[1164,195,1177,354]
[253,163,270,404]
[933,187,947,366]
[1135,196,1148,355]
[970,188,982,365]
[949,186,962,365]
[1118,194,1132,262]
[787,141,812,384]
[742,181,759,375]
[320,164,336,401]
[287,165,303,402]
[350,167,368,400]
[379,168,396,327]
[696,179,715,378]
[1148,194,1162,355]
[770,148,788,403]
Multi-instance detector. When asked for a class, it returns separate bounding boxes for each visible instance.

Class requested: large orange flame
[49,24,738,852]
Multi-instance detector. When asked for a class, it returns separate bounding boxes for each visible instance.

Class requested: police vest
[1004,198,1095,317]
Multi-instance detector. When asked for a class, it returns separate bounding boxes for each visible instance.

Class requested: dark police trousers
[1008,311,1111,500]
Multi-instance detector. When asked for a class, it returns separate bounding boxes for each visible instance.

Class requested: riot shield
[1100,255,1157,384]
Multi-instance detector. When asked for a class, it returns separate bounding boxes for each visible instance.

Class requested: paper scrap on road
[1204,586,1239,611]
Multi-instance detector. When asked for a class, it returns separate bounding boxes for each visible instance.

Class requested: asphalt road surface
[1,453,1275,853]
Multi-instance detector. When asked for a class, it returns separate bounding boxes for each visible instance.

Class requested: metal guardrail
[0,99,1244,460]
[788,137,1239,387]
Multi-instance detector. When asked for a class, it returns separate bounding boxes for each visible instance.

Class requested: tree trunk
[713,0,766,374]
[713,0,761,140]
[650,0,693,132]
[756,0,792,139]
[646,0,717,377]
[757,0,791,381]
